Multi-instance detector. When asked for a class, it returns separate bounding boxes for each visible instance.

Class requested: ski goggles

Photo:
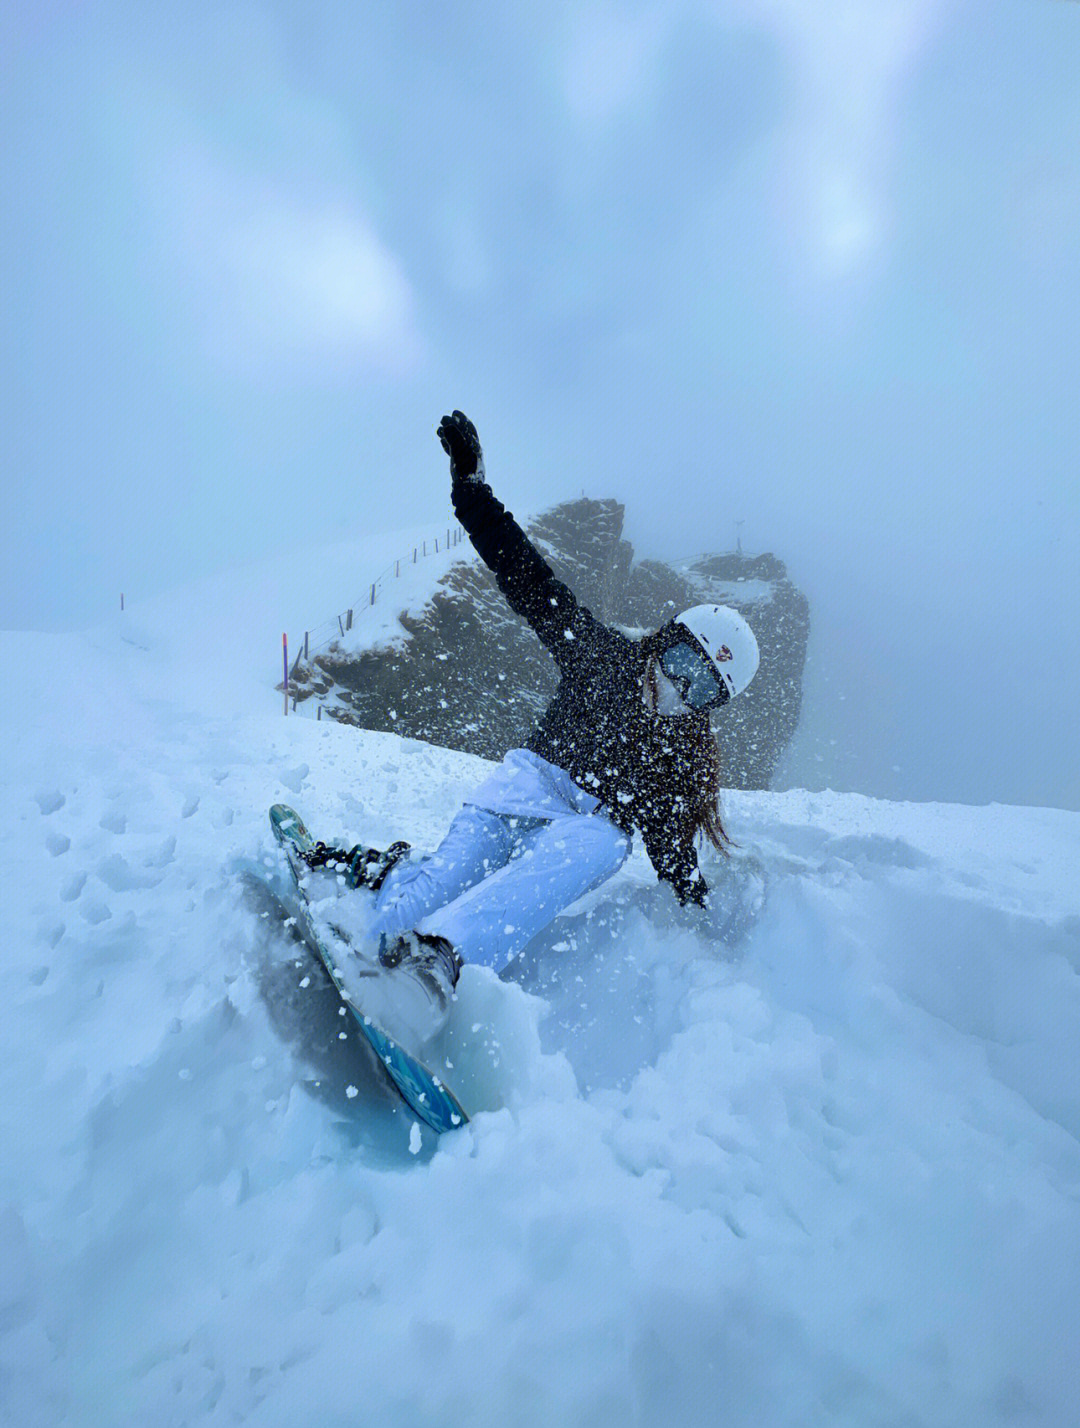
[659,638,730,711]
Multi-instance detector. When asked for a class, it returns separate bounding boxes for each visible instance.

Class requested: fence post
[338,615,345,638]
[371,582,376,605]
[423,540,427,557]
[282,634,288,716]
[435,538,439,553]
[413,547,417,564]
[120,593,124,611]
[317,704,321,721]
[304,631,309,661]
[347,608,353,630]
[395,559,399,577]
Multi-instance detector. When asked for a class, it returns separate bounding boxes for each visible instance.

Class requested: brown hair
[643,649,733,855]
[684,712,733,855]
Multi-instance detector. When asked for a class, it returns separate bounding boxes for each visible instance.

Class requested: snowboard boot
[370,930,463,1046]
[300,838,411,892]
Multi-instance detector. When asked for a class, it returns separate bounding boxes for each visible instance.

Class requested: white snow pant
[367,750,632,972]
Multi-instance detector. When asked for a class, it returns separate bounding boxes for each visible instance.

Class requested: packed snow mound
[2,593,1079,1428]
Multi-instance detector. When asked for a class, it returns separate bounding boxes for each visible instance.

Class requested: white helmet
[674,604,760,699]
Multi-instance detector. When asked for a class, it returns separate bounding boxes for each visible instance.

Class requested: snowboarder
[302,411,760,1045]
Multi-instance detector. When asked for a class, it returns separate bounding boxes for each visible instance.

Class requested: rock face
[287,498,809,789]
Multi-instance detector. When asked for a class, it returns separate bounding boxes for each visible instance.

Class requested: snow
[2,533,1079,1428]
[684,576,775,606]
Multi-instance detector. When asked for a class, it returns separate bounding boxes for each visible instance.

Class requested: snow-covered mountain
[285,497,810,788]
[2,527,1078,1428]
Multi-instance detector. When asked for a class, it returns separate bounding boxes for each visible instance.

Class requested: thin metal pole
[282,635,288,715]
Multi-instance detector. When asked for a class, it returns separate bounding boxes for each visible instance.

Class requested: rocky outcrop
[287,499,809,788]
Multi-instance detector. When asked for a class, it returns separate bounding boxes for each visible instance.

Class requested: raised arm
[437,411,604,664]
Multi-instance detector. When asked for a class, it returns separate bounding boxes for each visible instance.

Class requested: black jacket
[453,477,711,905]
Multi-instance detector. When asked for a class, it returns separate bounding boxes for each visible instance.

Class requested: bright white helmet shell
[674,604,760,699]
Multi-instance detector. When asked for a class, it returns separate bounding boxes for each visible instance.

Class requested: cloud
[141,133,422,381]
[562,2,669,124]
[182,161,421,378]
[560,0,951,280]
[729,0,953,278]
[96,20,424,383]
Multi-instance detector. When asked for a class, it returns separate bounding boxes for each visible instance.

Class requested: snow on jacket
[452,475,710,906]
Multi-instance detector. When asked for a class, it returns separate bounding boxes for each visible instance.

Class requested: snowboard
[269,804,469,1134]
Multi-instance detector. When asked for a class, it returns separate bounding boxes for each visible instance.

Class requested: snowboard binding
[299,838,412,892]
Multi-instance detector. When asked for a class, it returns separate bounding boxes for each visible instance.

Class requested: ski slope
[2,538,1079,1428]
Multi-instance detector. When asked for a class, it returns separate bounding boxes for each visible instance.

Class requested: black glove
[437,410,485,486]
[677,871,710,910]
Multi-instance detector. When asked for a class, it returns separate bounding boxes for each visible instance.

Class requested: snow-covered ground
[2,537,1079,1428]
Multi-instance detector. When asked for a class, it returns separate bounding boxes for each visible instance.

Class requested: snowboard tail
[269,804,468,1134]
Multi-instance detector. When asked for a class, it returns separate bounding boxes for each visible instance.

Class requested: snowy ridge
[289,525,472,668]
[2,558,1079,1427]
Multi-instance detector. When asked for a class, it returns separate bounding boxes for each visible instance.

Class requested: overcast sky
[3,0,1078,809]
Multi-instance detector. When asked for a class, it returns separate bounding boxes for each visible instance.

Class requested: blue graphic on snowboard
[269,804,468,1135]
